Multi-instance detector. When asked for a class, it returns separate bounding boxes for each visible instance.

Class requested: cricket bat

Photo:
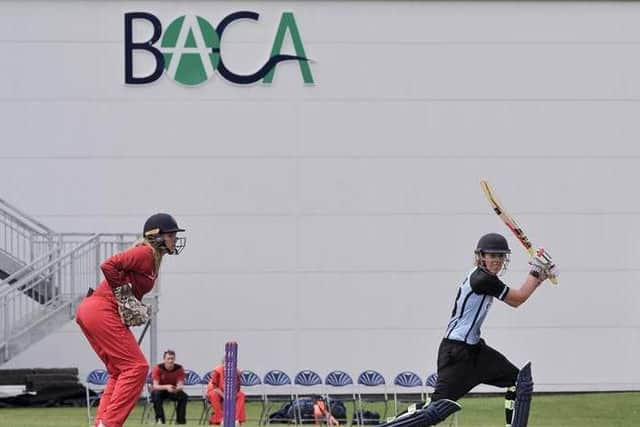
[480,180,558,285]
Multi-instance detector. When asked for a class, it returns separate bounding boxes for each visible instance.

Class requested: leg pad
[380,399,461,427]
[511,362,533,427]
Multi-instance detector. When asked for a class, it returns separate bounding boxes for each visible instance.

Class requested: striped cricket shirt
[444,267,509,345]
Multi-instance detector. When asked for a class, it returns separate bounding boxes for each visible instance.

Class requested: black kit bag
[353,409,381,425]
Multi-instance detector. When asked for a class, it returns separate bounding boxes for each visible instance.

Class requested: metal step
[1,198,138,365]
[0,251,56,304]
[0,250,25,277]
[0,295,83,364]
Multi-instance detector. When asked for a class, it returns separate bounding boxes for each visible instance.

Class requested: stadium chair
[262,370,294,426]
[200,369,262,425]
[392,371,424,416]
[241,369,264,422]
[140,371,158,424]
[424,373,457,427]
[85,369,109,425]
[184,369,203,385]
[199,371,213,425]
[424,373,438,403]
[143,369,200,424]
[324,370,356,425]
[355,370,388,426]
[293,370,324,424]
[168,369,201,423]
[241,369,262,390]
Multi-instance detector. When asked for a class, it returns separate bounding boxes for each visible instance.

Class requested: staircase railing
[0,233,137,363]
[0,198,55,265]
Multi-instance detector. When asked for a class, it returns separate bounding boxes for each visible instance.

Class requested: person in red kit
[207,359,246,425]
[151,350,188,425]
[76,213,186,427]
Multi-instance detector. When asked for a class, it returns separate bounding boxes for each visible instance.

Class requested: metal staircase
[0,198,137,364]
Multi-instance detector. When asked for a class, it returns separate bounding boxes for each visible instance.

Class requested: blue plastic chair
[355,370,388,425]
[326,371,353,388]
[199,371,213,425]
[425,372,438,389]
[423,373,457,427]
[85,369,109,424]
[293,370,323,424]
[264,369,292,387]
[201,370,213,385]
[184,369,203,386]
[241,370,264,422]
[325,370,356,425]
[143,369,201,424]
[141,371,155,424]
[167,370,201,423]
[393,371,424,415]
[294,370,322,387]
[241,369,262,387]
[262,370,294,425]
[200,369,263,425]
[425,372,439,404]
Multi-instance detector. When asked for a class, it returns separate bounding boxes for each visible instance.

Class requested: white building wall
[1,1,639,392]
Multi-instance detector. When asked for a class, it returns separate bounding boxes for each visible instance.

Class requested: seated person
[313,395,339,426]
[151,350,188,425]
[207,359,246,425]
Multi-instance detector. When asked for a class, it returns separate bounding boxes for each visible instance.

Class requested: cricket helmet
[143,213,186,255]
[143,213,184,236]
[475,233,511,254]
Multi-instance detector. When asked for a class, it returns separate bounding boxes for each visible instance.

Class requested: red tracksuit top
[208,364,241,394]
[152,363,185,386]
[93,244,157,302]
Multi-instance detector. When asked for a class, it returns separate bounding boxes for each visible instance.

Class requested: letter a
[263,12,314,84]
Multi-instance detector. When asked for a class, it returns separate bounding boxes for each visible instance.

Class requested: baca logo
[124,11,314,86]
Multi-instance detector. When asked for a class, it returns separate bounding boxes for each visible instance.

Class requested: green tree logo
[160,15,220,86]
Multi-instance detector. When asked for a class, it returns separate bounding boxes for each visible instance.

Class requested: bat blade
[480,180,558,285]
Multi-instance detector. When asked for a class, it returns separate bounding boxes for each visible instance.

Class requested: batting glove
[529,248,556,282]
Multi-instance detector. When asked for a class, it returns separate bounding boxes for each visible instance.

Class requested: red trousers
[76,295,148,427]
[207,390,247,424]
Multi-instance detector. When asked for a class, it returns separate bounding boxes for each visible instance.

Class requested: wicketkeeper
[76,213,186,427]
[380,232,557,427]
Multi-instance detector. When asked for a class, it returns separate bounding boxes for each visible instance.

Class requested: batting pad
[380,399,461,427]
[511,361,534,427]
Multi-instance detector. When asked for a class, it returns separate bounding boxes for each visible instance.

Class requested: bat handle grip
[528,248,559,286]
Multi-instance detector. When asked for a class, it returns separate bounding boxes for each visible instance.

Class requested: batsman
[381,233,558,427]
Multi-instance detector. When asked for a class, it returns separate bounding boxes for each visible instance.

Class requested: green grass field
[2,393,639,427]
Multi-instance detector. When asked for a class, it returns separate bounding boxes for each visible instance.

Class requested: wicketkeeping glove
[113,284,151,326]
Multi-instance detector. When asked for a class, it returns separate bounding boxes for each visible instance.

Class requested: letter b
[124,12,165,84]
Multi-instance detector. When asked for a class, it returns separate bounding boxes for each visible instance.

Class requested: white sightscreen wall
[1,1,639,393]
